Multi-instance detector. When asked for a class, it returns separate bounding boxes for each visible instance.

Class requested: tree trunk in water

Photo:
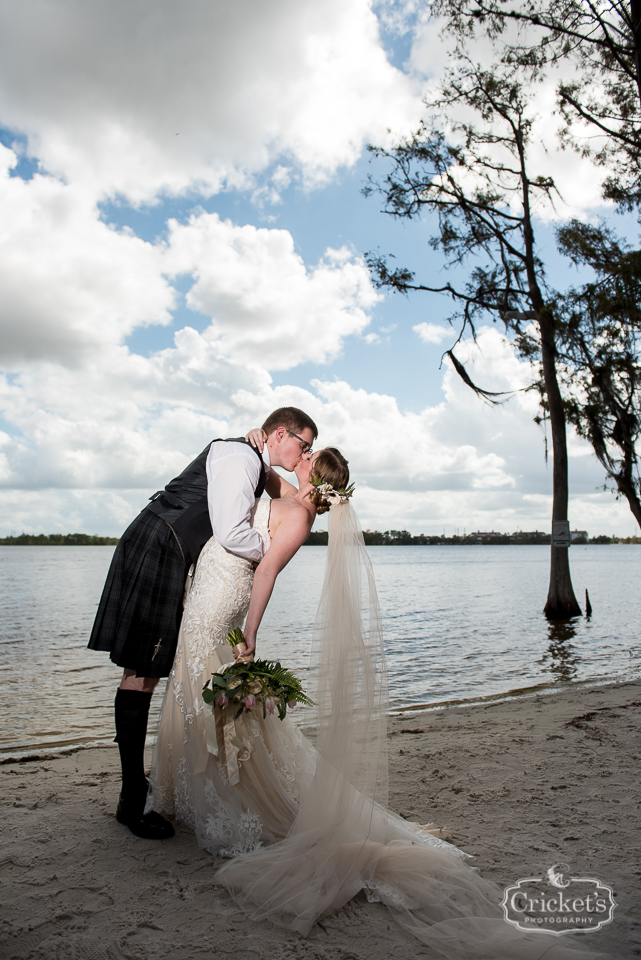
[539,313,582,619]
[547,547,580,618]
[517,130,581,619]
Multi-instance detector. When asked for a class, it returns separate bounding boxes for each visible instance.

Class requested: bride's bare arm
[264,470,297,499]
[241,510,311,657]
[245,428,297,500]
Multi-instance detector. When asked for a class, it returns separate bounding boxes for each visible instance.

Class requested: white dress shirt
[205,441,271,564]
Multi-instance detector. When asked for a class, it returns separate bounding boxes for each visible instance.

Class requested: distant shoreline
[0,534,119,546]
[1,532,638,547]
[306,531,639,546]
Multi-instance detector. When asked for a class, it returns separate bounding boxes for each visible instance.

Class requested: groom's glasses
[287,430,313,456]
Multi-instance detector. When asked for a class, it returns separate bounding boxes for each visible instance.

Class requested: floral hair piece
[310,475,355,505]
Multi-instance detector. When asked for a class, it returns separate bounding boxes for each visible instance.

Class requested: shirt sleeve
[206,442,266,563]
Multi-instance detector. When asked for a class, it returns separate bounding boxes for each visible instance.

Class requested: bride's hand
[245,428,267,452]
[237,631,256,661]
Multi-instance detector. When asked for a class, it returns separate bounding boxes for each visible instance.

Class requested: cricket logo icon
[502,864,615,935]
[547,864,571,888]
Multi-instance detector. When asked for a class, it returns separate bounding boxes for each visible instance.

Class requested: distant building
[570,529,588,542]
[509,530,550,543]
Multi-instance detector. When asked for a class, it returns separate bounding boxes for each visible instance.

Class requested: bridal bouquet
[202,629,314,721]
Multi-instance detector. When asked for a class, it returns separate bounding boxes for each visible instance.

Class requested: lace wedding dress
[149,499,603,960]
[148,499,313,855]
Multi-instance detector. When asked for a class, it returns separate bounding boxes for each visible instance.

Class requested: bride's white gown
[149,500,602,960]
[149,500,312,855]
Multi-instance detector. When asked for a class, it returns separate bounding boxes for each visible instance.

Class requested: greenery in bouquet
[202,628,314,721]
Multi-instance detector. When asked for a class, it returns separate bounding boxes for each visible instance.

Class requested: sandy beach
[1,678,639,960]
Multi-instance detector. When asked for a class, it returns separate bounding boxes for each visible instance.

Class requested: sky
[0,0,637,538]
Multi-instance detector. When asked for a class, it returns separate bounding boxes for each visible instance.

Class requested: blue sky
[101,149,594,414]
[0,0,637,538]
[105,152,454,412]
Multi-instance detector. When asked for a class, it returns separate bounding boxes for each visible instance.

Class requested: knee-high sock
[114,688,153,804]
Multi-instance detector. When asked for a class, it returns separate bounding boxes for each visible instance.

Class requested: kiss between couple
[89,407,600,960]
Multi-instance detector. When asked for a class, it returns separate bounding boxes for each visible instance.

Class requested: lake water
[1,544,639,758]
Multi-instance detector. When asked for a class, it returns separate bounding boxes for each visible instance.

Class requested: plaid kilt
[88,510,187,678]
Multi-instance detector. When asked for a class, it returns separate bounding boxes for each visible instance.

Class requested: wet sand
[1,679,639,959]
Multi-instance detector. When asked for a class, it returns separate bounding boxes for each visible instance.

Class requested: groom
[88,406,318,839]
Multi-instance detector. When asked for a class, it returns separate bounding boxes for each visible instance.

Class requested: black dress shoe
[116,793,175,840]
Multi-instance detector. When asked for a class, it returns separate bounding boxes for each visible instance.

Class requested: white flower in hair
[311,477,355,505]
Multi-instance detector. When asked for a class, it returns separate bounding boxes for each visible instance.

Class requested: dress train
[150,499,605,959]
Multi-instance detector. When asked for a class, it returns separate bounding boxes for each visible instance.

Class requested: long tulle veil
[217,503,605,960]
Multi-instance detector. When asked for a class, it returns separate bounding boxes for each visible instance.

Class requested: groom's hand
[245,428,267,452]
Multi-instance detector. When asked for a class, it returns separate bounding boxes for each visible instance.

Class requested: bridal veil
[217,503,605,959]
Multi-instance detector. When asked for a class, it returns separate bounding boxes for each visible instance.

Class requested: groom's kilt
[88,510,187,678]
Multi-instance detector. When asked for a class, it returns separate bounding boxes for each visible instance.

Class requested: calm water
[1,545,639,758]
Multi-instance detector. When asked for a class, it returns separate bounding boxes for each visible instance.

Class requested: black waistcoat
[145,438,267,568]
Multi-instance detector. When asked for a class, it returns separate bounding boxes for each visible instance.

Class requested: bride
[148,444,348,853]
[148,442,603,960]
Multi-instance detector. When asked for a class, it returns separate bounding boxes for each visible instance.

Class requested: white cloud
[407,18,608,220]
[0,488,151,538]
[0,0,423,203]
[0,326,631,535]
[525,78,607,218]
[0,152,381,369]
[413,321,451,345]
[407,13,453,84]
[0,0,633,540]
[0,339,272,491]
[165,214,380,370]
[301,328,620,533]
[0,145,174,365]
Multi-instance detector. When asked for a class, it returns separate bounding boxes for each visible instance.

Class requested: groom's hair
[262,407,318,439]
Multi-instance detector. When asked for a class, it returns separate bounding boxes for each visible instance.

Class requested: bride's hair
[309,447,349,515]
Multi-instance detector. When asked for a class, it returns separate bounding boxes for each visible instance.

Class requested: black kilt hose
[88,439,266,678]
